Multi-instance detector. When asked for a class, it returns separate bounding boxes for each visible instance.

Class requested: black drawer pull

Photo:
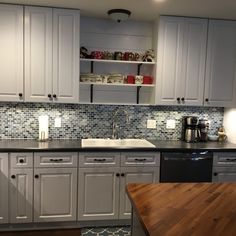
[205,98,209,102]
[226,158,236,162]
[94,158,106,162]
[35,175,39,179]
[214,173,218,176]
[177,97,180,102]
[49,158,63,162]
[121,173,125,177]
[19,93,23,97]
[116,173,120,177]
[181,97,185,101]
[19,159,25,163]
[48,94,52,98]
[134,158,147,162]
[53,94,57,98]
[11,175,16,179]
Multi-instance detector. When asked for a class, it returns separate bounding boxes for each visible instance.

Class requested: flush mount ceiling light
[107,9,131,23]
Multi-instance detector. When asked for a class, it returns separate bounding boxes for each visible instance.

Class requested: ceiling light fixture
[107,9,131,23]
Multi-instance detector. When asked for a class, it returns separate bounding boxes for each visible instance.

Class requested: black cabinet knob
[214,173,218,176]
[19,93,23,97]
[53,94,57,98]
[205,98,209,102]
[35,175,39,179]
[116,173,120,177]
[48,94,52,98]
[11,175,16,179]
[177,97,180,102]
[181,97,185,101]
[19,159,24,163]
[121,173,125,177]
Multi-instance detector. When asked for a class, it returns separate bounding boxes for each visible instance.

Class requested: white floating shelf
[80,58,156,65]
[79,82,155,87]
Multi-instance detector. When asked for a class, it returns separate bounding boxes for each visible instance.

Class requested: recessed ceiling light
[107,9,131,23]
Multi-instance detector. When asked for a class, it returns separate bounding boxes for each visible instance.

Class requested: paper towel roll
[38,115,49,141]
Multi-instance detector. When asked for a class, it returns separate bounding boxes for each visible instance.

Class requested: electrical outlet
[166,119,176,129]
[147,119,156,129]
[54,117,61,128]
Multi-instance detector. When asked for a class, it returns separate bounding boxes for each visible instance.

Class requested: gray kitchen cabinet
[212,152,236,182]
[34,167,77,222]
[78,152,160,221]
[0,4,23,102]
[10,168,33,223]
[119,166,159,219]
[24,6,80,103]
[0,153,8,224]
[204,20,236,107]
[9,153,33,223]
[78,167,120,221]
[24,6,53,103]
[156,16,207,106]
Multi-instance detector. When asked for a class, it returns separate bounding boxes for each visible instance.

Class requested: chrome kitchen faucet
[112,108,130,139]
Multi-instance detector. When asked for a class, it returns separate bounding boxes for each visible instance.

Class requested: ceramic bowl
[208,135,219,141]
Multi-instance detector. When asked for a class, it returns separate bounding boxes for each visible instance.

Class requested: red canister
[126,75,135,84]
[143,76,153,84]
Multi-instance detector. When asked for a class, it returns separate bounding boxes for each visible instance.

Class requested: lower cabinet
[78,152,160,221]
[9,153,33,224]
[78,167,120,220]
[119,167,159,219]
[34,168,77,222]
[10,168,33,223]
[212,152,236,182]
[0,153,8,224]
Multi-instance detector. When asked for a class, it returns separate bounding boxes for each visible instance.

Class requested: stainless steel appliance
[198,119,209,142]
[182,116,201,142]
[160,151,213,183]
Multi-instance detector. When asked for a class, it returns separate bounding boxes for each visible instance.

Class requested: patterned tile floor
[81,226,131,236]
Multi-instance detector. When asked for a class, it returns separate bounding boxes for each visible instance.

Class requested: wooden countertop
[126,183,236,236]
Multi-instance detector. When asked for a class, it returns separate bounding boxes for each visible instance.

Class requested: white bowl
[208,135,219,141]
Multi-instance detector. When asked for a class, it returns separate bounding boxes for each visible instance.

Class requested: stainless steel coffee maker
[182,116,201,142]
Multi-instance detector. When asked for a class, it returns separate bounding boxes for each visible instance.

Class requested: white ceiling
[1,0,236,21]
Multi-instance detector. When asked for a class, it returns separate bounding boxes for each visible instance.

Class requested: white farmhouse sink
[82,139,155,148]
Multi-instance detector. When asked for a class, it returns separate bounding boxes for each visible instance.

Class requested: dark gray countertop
[0,139,236,152]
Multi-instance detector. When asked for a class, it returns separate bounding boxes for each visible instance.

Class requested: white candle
[38,115,49,141]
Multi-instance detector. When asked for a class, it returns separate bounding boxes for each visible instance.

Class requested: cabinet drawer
[213,152,236,166]
[212,166,236,182]
[121,152,160,167]
[10,153,33,168]
[79,152,120,167]
[34,152,78,168]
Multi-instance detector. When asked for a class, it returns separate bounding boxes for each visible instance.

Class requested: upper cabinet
[0,5,23,102]
[156,16,207,106]
[204,20,236,107]
[25,7,80,103]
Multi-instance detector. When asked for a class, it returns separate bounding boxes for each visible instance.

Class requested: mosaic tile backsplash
[0,103,224,140]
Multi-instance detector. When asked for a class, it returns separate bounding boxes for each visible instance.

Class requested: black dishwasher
[160,151,213,183]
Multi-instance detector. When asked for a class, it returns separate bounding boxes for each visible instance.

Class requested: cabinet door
[10,169,33,223]
[119,167,159,219]
[0,153,8,224]
[204,20,236,107]
[78,167,120,221]
[53,9,80,103]
[180,18,207,106]
[24,6,53,102]
[156,16,207,106]
[0,5,23,102]
[34,168,77,222]
[156,16,185,105]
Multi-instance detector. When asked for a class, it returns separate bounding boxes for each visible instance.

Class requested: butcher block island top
[126,183,236,236]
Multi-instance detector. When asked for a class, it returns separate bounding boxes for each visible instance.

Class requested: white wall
[223,108,236,143]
